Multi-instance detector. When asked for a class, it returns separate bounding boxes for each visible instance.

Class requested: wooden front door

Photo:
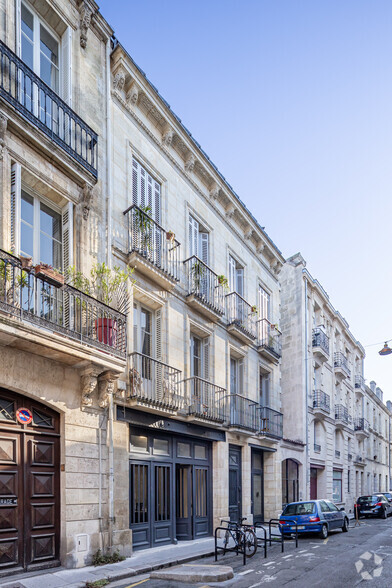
[229,445,242,522]
[310,468,318,500]
[0,390,60,573]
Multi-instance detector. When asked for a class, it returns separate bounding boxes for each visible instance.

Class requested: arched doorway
[282,459,299,507]
[0,389,60,572]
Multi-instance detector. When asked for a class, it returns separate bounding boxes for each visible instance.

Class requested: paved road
[112,517,392,587]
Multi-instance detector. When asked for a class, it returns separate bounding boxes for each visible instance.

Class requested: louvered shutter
[228,255,236,292]
[155,308,162,361]
[132,159,139,205]
[155,308,163,402]
[199,232,209,265]
[239,359,244,395]
[62,201,74,329]
[61,27,72,105]
[236,268,244,296]
[203,337,209,382]
[154,180,160,224]
[140,167,146,208]
[15,0,21,56]
[10,163,21,254]
[189,215,199,257]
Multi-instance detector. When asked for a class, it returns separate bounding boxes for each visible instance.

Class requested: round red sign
[16,407,33,425]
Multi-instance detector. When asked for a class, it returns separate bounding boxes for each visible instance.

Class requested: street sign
[16,407,33,425]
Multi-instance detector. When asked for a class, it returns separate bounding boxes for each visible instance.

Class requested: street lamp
[379,342,392,356]
[378,341,392,491]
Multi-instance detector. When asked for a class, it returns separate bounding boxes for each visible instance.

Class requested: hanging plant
[217,274,228,288]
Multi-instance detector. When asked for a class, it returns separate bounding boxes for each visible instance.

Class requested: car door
[379,495,390,516]
[326,500,342,528]
[319,500,334,528]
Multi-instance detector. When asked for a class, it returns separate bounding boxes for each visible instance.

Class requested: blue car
[279,499,349,539]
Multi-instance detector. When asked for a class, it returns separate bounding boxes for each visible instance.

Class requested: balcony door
[251,450,264,523]
[133,304,162,403]
[229,445,242,522]
[190,335,209,414]
[189,216,209,298]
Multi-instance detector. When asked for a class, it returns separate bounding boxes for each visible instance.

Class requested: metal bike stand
[252,522,268,558]
[214,525,247,566]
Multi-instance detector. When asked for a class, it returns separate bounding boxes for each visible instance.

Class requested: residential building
[280,253,391,513]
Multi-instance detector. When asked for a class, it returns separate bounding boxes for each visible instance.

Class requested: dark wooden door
[176,465,192,541]
[310,468,317,500]
[229,445,242,522]
[0,390,60,572]
[193,465,209,538]
[251,450,264,523]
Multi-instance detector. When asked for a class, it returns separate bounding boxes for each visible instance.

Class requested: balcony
[335,404,352,428]
[348,453,352,461]
[335,450,341,459]
[314,443,321,453]
[354,454,366,467]
[258,406,283,440]
[182,376,226,423]
[224,394,258,433]
[124,205,180,289]
[312,328,329,362]
[354,417,370,440]
[334,352,351,381]
[257,319,282,364]
[313,390,330,417]
[129,352,183,414]
[226,292,257,345]
[355,375,365,397]
[0,250,126,370]
[183,256,225,322]
[0,40,97,178]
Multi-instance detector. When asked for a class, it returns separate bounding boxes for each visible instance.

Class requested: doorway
[310,467,318,499]
[229,445,242,522]
[251,450,264,523]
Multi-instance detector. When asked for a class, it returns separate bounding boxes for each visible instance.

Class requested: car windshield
[282,502,316,515]
[358,496,378,504]
[384,493,392,499]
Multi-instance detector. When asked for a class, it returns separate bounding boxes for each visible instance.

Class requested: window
[0,398,15,421]
[132,158,161,222]
[228,255,244,295]
[133,305,152,358]
[190,335,209,380]
[259,369,270,407]
[326,500,339,512]
[332,470,342,502]
[230,357,244,396]
[130,434,148,453]
[189,215,209,264]
[153,438,169,456]
[283,502,315,516]
[177,442,191,458]
[258,286,270,320]
[194,445,207,460]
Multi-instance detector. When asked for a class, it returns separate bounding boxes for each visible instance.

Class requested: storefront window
[333,470,342,502]
[194,445,206,459]
[177,442,191,457]
[153,438,169,456]
[130,434,148,453]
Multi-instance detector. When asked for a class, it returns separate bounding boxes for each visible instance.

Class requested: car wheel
[319,524,328,539]
[342,517,349,532]
[382,508,387,519]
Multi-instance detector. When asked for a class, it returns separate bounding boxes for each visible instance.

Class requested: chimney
[370,381,376,393]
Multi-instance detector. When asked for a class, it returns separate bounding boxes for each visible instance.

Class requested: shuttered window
[230,357,244,395]
[189,214,209,264]
[258,286,270,320]
[190,335,209,381]
[132,158,161,223]
[228,254,244,295]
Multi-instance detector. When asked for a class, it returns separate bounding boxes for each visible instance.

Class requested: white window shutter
[228,255,236,292]
[140,168,146,208]
[61,27,72,106]
[155,308,162,362]
[199,232,209,265]
[132,159,139,205]
[203,337,209,382]
[10,163,21,254]
[189,215,199,257]
[154,181,160,224]
[15,0,21,56]
[236,267,244,296]
[147,175,153,212]
[239,358,244,396]
[61,201,73,271]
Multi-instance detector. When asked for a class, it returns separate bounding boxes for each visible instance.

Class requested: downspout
[389,413,391,491]
[106,38,112,267]
[108,389,114,553]
[304,272,309,500]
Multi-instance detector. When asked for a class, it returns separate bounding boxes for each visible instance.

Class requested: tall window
[132,158,161,222]
[228,255,244,295]
[258,286,270,320]
[230,357,244,396]
[133,305,152,358]
[332,470,342,502]
[190,335,209,380]
[189,215,209,264]
[259,369,270,407]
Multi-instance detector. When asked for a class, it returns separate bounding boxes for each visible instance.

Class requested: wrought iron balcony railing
[313,390,330,413]
[224,393,258,431]
[258,406,283,439]
[123,205,180,282]
[335,450,341,458]
[312,328,330,355]
[129,352,183,411]
[0,250,126,357]
[334,352,351,377]
[314,443,321,453]
[348,453,352,461]
[183,376,226,422]
[354,417,369,433]
[0,40,98,177]
[183,256,225,316]
[335,404,351,425]
[257,319,282,358]
[354,454,364,464]
[355,375,365,390]
[226,292,257,340]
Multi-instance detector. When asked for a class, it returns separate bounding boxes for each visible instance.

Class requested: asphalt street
[111,516,392,587]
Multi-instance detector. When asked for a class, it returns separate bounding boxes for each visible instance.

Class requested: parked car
[279,500,349,539]
[354,494,392,519]
[383,492,392,503]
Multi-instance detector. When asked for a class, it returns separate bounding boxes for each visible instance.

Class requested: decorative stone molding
[113,68,126,92]
[225,203,236,219]
[79,2,93,49]
[126,81,139,106]
[0,113,7,160]
[162,123,174,147]
[79,182,94,221]
[209,182,220,200]
[244,228,253,241]
[81,372,98,407]
[98,372,116,408]
[185,153,195,173]
[256,243,265,255]
[271,260,282,275]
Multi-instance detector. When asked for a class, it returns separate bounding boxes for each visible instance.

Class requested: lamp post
[378,342,392,490]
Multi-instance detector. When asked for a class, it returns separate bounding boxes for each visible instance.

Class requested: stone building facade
[280,253,391,513]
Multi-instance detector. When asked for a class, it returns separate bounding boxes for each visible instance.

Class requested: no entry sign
[16,407,33,425]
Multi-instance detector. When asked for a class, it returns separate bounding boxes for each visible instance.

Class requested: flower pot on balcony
[34,264,64,287]
[95,318,117,347]
[20,256,33,270]
[166,230,175,241]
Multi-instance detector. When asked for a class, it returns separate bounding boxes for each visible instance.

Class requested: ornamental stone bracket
[225,202,236,219]
[256,243,265,255]
[126,81,139,106]
[78,1,94,49]
[0,113,7,160]
[244,228,253,242]
[80,367,100,408]
[78,182,94,221]
[113,66,126,93]
[80,368,118,410]
[162,123,174,147]
[184,153,196,173]
[209,182,220,200]
[98,371,116,408]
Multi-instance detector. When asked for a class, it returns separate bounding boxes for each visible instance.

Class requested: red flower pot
[95,318,117,347]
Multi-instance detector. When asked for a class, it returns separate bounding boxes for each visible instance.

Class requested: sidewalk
[0,538,215,588]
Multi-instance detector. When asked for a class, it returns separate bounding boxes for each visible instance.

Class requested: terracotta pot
[20,256,33,270]
[95,318,117,347]
[34,264,64,287]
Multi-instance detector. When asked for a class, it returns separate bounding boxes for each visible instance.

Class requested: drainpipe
[106,38,112,268]
[304,273,309,499]
[389,414,391,491]
[108,388,114,553]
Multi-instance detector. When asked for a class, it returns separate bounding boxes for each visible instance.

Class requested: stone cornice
[110,44,284,271]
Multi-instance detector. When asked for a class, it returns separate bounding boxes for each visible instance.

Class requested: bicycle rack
[249,523,267,558]
[214,525,247,565]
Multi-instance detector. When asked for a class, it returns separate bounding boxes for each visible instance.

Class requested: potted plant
[217,274,228,288]
[191,260,204,290]
[166,230,175,241]
[66,263,134,347]
[134,205,153,255]
[20,255,33,270]
[34,263,64,287]
[251,305,258,315]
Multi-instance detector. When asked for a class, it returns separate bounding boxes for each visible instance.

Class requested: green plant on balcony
[217,274,228,288]
[191,260,205,290]
[134,205,153,254]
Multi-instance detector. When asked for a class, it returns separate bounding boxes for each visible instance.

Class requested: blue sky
[100,0,392,399]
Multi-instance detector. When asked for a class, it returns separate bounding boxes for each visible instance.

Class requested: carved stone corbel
[162,123,174,147]
[273,261,283,275]
[126,81,139,106]
[256,243,265,255]
[209,182,220,200]
[81,372,98,407]
[225,203,236,220]
[184,153,195,173]
[79,182,93,221]
[113,68,126,92]
[79,2,93,49]
[98,372,116,408]
[244,228,253,241]
[0,113,7,160]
